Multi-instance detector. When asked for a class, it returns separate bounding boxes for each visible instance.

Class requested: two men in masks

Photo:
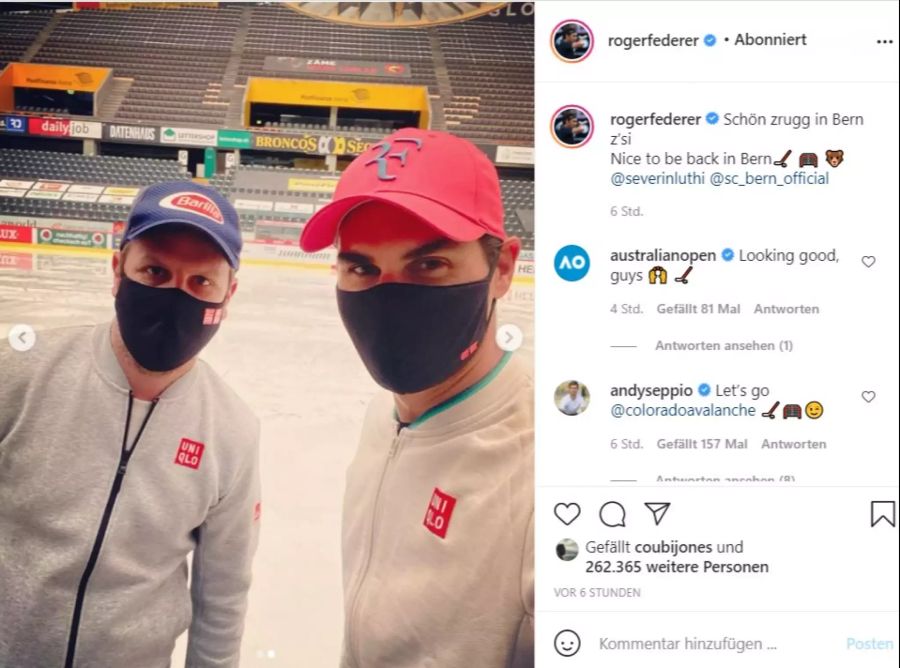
[1,128,533,667]
[0,183,260,668]
[301,128,535,667]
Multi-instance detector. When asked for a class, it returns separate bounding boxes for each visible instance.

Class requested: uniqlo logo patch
[459,340,479,361]
[423,487,456,539]
[254,502,262,522]
[202,308,223,325]
[174,438,205,469]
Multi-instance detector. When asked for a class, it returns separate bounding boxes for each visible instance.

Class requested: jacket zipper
[347,428,403,667]
[64,392,158,668]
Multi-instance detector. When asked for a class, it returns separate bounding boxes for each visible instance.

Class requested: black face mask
[115,275,226,372]
[337,275,496,395]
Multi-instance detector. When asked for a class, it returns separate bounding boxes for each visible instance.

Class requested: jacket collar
[397,351,530,435]
[91,321,200,402]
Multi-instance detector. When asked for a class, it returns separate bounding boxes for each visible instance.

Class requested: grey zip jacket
[0,322,261,668]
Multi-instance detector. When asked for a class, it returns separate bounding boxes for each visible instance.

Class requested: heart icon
[861,256,876,268]
[554,502,581,526]
[862,391,876,403]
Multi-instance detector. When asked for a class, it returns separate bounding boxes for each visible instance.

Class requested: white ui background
[536,2,899,666]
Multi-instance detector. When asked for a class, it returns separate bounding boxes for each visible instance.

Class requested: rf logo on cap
[365,137,423,181]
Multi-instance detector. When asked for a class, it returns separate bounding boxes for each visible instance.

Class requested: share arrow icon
[644,502,671,526]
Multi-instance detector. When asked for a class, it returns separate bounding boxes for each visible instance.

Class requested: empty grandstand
[0,10,53,71]
[9,2,534,144]
[0,2,535,263]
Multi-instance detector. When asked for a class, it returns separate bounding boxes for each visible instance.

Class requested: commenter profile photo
[556,380,590,416]
[551,106,592,147]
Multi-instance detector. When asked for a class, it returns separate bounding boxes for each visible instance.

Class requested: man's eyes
[345,257,450,278]
[140,266,169,283]
[141,267,213,287]
[349,264,379,277]
[412,258,449,273]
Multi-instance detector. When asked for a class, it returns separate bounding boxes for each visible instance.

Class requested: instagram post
[0,2,534,667]
[3,1,899,667]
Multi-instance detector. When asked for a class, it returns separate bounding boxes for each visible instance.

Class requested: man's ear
[490,237,522,300]
[221,276,239,320]
[111,250,122,298]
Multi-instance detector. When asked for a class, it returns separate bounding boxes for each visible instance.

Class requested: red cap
[299,128,506,252]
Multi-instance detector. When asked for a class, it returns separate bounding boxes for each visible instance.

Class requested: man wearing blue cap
[0,182,260,668]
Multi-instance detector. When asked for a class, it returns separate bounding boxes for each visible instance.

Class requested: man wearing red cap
[300,128,534,667]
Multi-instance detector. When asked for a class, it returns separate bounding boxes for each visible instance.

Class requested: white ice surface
[0,251,533,667]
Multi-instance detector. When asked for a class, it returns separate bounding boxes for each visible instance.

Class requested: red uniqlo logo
[202,308,223,325]
[174,438,205,469]
[423,487,456,539]
[254,502,262,522]
[459,340,479,361]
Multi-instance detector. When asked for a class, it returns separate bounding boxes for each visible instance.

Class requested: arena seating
[0,149,190,223]
[500,178,534,211]
[436,19,534,144]
[15,106,67,114]
[31,6,241,127]
[20,4,533,145]
[2,5,534,250]
[500,178,535,248]
[0,194,129,223]
[238,4,441,96]
[0,148,190,187]
[0,153,534,249]
[0,11,52,71]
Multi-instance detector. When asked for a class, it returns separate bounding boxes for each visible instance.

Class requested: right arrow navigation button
[496,323,523,352]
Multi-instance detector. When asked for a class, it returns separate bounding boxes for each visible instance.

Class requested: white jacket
[340,352,534,668]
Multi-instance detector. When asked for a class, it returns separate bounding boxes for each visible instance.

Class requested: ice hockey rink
[0,245,534,666]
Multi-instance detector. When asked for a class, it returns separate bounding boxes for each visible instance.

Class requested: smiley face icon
[554,629,581,657]
[805,401,824,419]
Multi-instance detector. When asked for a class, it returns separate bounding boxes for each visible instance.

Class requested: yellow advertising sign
[333,136,377,156]
[288,178,339,193]
[245,78,430,128]
[103,186,140,196]
[251,132,377,156]
[9,63,111,93]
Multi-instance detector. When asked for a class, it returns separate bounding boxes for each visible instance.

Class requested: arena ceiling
[286,2,508,27]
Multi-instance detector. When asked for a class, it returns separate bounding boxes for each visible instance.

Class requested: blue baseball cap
[121,181,242,268]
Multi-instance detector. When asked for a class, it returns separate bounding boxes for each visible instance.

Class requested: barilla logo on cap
[158,192,224,225]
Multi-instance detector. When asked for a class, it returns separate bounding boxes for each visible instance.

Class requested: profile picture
[551,20,593,62]
[556,380,590,416]
[556,538,579,561]
[551,106,593,147]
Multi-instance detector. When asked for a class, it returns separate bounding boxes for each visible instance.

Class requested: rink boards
[0,218,535,283]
